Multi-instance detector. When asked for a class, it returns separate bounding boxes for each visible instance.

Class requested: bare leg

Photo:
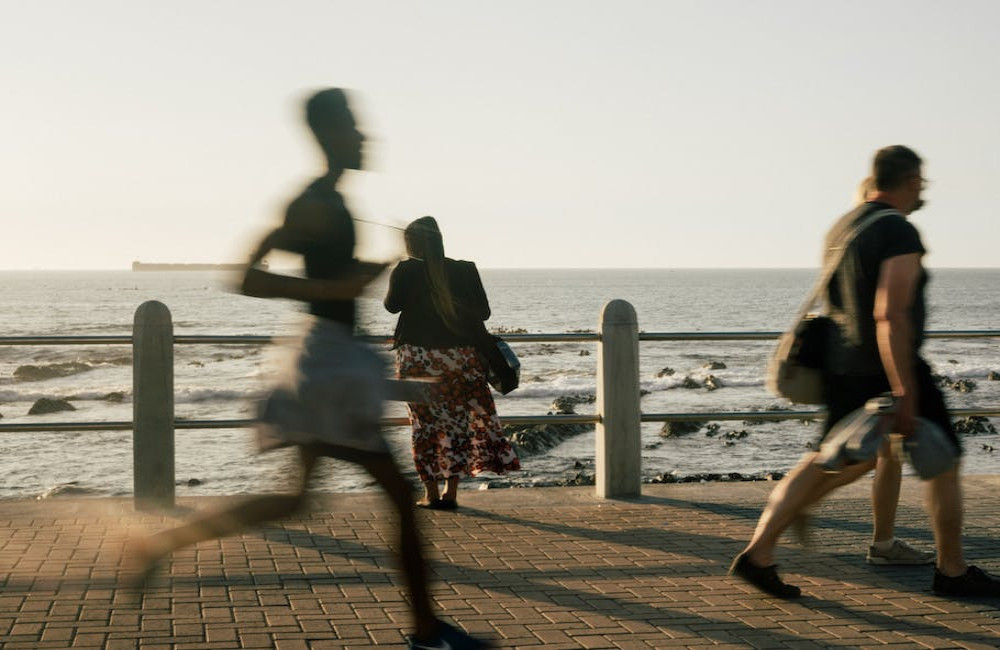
[926,463,966,576]
[744,453,875,566]
[129,447,320,577]
[440,476,460,503]
[418,480,441,506]
[358,454,437,640]
[871,444,902,543]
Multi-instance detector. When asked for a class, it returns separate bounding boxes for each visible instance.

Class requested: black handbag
[475,331,520,394]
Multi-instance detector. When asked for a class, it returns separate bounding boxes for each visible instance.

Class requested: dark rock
[704,423,721,437]
[766,471,785,481]
[723,430,749,441]
[187,478,203,487]
[679,376,700,389]
[982,444,994,453]
[493,326,528,334]
[656,367,675,378]
[932,374,977,393]
[953,416,997,435]
[703,361,727,370]
[14,362,91,382]
[550,394,595,413]
[102,391,125,402]
[988,371,1000,381]
[573,461,585,469]
[948,359,959,364]
[952,379,977,393]
[28,398,76,415]
[648,471,782,484]
[578,350,590,356]
[743,404,792,426]
[704,375,724,391]
[639,389,651,398]
[660,420,705,437]
[558,472,594,486]
[505,394,594,456]
[643,441,663,450]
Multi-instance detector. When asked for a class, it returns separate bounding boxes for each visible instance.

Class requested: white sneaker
[866,539,936,565]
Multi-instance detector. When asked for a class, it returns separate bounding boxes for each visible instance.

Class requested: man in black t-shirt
[731,145,1000,599]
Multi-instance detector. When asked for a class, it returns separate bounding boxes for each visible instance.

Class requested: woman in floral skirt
[385,217,519,509]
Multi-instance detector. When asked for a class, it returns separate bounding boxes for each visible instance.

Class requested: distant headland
[131,261,263,272]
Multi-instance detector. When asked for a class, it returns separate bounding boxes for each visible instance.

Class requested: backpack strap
[790,208,900,325]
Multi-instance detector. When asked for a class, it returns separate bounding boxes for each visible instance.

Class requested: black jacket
[384,258,491,348]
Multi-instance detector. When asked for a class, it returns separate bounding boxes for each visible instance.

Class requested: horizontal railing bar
[5,330,998,347]
[639,332,782,341]
[0,421,135,432]
[0,335,133,345]
[0,413,600,434]
[8,408,999,433]
[641,407,1000,423]
[174,333,601,345]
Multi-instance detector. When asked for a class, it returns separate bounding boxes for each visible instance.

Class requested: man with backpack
[731,145,1000,599]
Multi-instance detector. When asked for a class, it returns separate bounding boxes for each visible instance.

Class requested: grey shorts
[257,319,390,455]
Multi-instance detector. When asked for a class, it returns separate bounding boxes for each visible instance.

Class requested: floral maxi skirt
[396,344,520,482]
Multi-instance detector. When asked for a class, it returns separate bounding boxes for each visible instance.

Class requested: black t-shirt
[384,258,490,348]
[825,201,927,375]
[283,178,356,328]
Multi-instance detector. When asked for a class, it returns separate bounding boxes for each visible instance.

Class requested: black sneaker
[729,552,802,598]
[407,620,492,649]
[933,565,1000,597]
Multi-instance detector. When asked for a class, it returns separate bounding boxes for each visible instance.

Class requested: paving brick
[2,480,1000,648]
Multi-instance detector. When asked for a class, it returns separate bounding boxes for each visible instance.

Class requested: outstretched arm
[240,226,385,302]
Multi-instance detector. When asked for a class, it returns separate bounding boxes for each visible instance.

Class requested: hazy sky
[3,0,999,270]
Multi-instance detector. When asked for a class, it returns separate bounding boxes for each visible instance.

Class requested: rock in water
[504,395,594,456]
[28,398,76,415]
[660,420,704,437]
[679,376,700,389]
[704,375,724,391]
[703,361,727,370]
[953,416,997,435]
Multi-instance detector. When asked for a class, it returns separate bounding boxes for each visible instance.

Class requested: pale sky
[3,0,999,270]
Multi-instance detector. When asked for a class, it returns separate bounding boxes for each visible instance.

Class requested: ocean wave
[36,482,100,499]
[176,387,266,403]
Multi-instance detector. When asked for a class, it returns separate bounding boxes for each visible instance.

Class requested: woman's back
[385,258,490,348]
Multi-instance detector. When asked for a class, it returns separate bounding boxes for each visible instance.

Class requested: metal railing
[2,302,999,508]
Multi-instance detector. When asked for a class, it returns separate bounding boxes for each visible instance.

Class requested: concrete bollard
[133,301,175,510]
[596,299,641,498]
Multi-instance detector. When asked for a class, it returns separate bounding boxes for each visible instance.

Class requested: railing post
[133,300,175,510]
[596,299,641,498]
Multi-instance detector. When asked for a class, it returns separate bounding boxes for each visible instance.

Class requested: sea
[2,268,999,499]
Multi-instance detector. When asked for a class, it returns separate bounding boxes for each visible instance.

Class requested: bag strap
[790,208,900,324]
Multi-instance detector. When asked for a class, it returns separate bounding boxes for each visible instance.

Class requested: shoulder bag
[766,208,898,404]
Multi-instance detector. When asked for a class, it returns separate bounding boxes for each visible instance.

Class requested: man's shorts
[820,358,961,454]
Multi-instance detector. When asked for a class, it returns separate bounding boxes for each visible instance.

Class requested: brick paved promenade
[2,476,999,648]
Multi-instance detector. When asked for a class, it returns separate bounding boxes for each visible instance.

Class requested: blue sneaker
[407,620,492,649]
